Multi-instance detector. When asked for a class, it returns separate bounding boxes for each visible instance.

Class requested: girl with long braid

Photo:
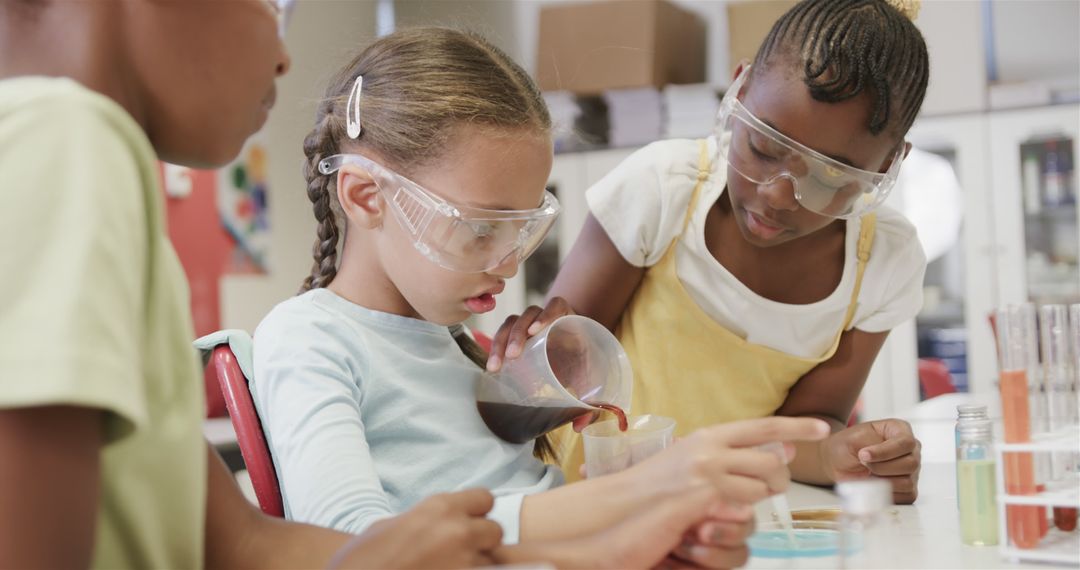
[252,26,829,568]
[490,0,932,503]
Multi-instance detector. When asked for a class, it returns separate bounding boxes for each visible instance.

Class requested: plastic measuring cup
[476,315,632,444]
[582,414,675,477]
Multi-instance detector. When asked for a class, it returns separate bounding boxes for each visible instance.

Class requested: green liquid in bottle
[958,459,999,546]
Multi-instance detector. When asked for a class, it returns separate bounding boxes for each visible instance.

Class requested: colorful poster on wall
[217,137,271,274]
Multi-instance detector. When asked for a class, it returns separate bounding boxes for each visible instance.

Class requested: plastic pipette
[759,441,796,548]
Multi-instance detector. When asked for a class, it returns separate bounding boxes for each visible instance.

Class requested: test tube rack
[994,427,1080,566]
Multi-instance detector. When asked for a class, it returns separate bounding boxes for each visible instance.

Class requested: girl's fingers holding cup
[486,314,518,372]
[528,296,575,335]
[505,305,544,359]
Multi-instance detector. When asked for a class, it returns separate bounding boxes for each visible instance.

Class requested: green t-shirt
[0,77,206,569]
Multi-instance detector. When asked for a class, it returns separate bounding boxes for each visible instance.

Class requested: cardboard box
[536,0,706,95]
[726,0,797,71]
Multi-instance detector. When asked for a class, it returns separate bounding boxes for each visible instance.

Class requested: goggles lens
[319,154,560,273]
[714,66,904,219]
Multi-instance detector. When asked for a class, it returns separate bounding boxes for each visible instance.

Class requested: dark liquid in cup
[476,402,586,444]
[477,401,629,443]
[587,402,628,432]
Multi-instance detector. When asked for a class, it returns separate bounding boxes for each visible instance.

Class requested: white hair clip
[346,75,363,139]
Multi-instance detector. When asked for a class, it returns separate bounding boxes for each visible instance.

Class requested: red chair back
[918,357,957,399]
[212,345,285,517]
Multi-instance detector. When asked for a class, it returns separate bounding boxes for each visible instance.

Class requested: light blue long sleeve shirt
[251,288,562,543]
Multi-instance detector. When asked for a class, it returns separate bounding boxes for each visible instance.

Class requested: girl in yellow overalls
[487,0,930,504]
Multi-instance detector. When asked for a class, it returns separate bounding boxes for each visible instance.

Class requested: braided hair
[753,0,929,136]
[298,27,557,460]
[299,27,551,293]
[299,98,344,292]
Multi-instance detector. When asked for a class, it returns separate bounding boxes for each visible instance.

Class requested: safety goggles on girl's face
[714,66,905,219]
[319,154,561,273]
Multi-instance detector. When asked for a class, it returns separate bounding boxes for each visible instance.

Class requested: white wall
[916,0,987,115]
[991,0,1080,84]
[221,1,378,332]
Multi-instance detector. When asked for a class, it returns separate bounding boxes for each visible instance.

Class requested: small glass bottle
[837,479,892,569]
[956,404,989,447]
[956,404,989,507]
[957,419,999,545]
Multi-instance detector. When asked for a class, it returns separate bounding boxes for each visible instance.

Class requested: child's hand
[819,419,921,504]
[486,297,576,372]
[668,503,757,569]
[533,490,756,569]
[328,489,503,569]
[632,416,829,508]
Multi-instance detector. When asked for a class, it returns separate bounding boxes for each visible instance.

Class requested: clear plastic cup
[476,315,633,444]
[582,414,675,477]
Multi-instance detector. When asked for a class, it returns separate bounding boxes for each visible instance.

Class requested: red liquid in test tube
[996,305,1043,549]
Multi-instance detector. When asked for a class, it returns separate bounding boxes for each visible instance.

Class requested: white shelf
[999,430,1080,452]
[1000,528,1080,566]
[999,485,1080,507]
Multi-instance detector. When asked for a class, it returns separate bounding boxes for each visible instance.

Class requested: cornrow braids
[299,97,344,293]
[753,0,929,136]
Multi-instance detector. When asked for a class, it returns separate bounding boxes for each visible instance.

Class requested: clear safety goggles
[715,66,905,219]
[319,154,561,273]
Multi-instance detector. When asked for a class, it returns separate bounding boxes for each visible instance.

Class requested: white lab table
[205,396,1076,567]
[748,394,1075,569]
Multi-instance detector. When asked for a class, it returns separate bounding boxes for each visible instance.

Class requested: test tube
[1040,305,1078,532]
[1070,305,1080,433]
[1041,305,1074,469]
[1055,303,1080,534]
[1024,304,1051,537]
[996,304,1042,548]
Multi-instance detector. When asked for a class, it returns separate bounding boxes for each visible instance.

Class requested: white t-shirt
[587,137,927,359]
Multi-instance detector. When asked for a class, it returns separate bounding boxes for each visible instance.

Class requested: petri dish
[749,521,857,559]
